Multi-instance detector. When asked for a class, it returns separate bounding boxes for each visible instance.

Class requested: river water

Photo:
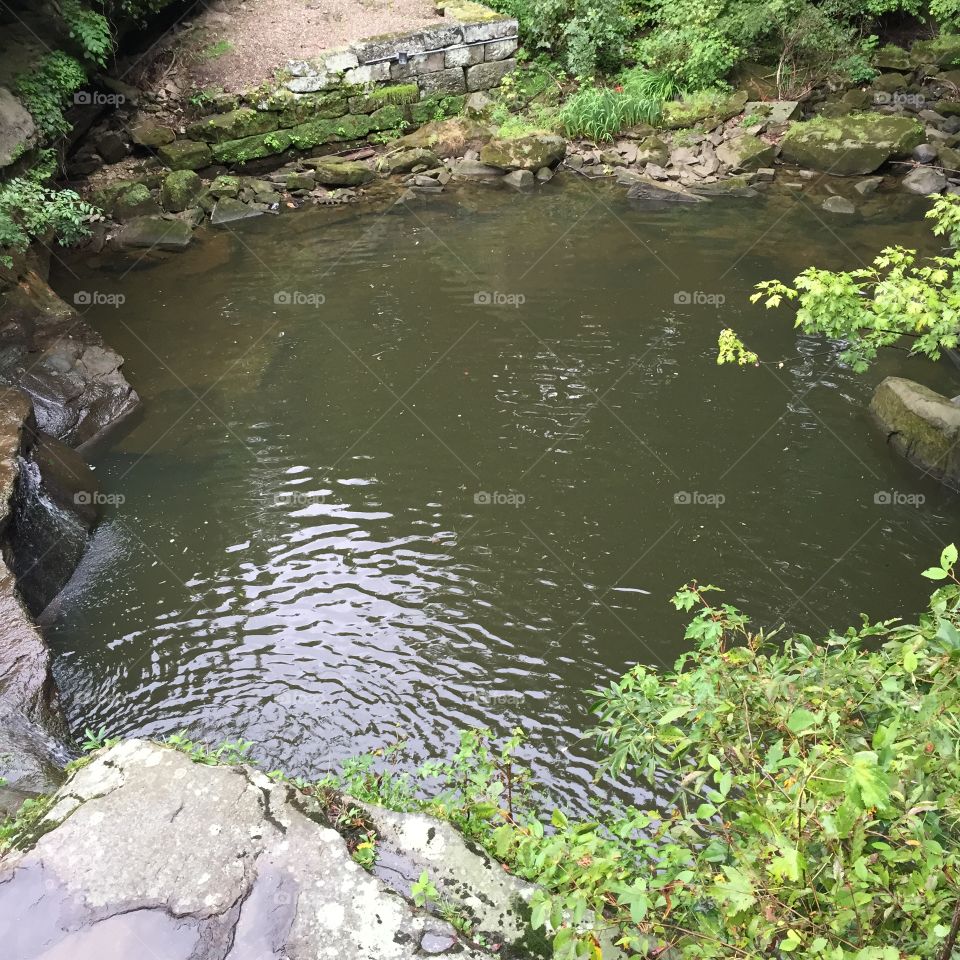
[47,179,960,804]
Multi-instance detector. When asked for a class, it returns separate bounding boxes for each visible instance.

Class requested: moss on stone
[436,0,502,22]
[278,93,350,127]
[348,84,419,114]
[287,113,372,151]
[661,90,748,130]
[409,94,466,125]
[210,129,293,164]
[157,139,213,170]
[186,108,279,144]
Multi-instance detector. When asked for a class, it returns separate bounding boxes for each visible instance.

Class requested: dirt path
[148,0,449,94]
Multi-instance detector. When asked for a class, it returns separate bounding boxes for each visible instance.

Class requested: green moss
[157,139,213,170]
[210,129,293,164]
[368,104,408,132]
[348,83,419,114]
[287,114,373,150]
[660,89,747,130]
[186,108,278,144]
[409,94,466,125]
[435,0,501,22]
[278,93,349,127]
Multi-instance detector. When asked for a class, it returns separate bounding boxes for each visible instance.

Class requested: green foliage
[558,67,677,140]
[165,731,255,765]
[81,725,119,752]
[198,39,233,60]
[0,155,99,260]
[931,0,960,29]
[320,546,960,958]
[61,0,113,65]
[0,795,53,853]
[724,195,960,372]
[15,52,87,140]
[717,328,759,365]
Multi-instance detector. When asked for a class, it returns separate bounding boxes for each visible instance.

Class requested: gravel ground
[164,0,451,93]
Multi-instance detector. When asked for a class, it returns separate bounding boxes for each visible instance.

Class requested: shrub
[14,52,87,140]
[325,545,960,959]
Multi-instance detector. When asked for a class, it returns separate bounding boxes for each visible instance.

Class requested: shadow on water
[45,178,960,808]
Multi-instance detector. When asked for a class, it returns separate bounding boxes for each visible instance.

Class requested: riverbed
[47,179,960,805]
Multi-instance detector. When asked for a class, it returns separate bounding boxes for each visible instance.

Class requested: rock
[129,122,175,148]
[818,88,873,118]
[0,270,139,448]
[208,174,242,197]
[661,90,748,130]
[210,197,265,224]
[107,182,160,220]
[393,117,492,158]
[911,34,960,69]
[464,91,493,116]
[0,87,37,168]
[645,162,669,180]
[449,158,504,179]
[875,44,911,70]
[939,144,960,173]
[0,741,491,960]
[822,195,856,214]
[743,99,801,131]
[935,100,960,117]
[479,134,566,171]
[285,171,315,191]
[94,131,128,164]
[754,167,776,181]
[503,169,534,189]
[186,108,278,144]
[902,165,948,193]
[157,139,212,171]
[871,72,908,95]
[635,135,670,167]
[304,158,375,185]
[117,215,194,249]
[913,142,939,163]
[377,148,441,174]
[465,58,516,92]
[870,377,960,485]
[626,179,704,202]
[535,166,554,182]
[160,170,204,212]
[780,113,925,175]
[855,176,884,195]
[715,133,776,171]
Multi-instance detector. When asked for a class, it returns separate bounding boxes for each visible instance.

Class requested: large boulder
[117,216,194,249]
[715,133,776,171]
[377,148,441,174]
[870,377,960,486]
[0,87,37,168]
[661,90,748,130]
[160,170,205,212]
[0,740,516,959]
[393,117,493,157]
[780,113,925,175]
[911,34,960,68]
[157,139,212,170]
[480,134,566,171]
[304,158,376,186]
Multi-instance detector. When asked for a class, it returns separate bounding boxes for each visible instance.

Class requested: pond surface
[48,179,960,805]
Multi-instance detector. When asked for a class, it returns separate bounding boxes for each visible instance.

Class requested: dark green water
[48,179,960,803]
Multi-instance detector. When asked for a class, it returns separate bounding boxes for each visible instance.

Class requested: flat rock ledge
[870,376,960,486]
[0,740,546,959]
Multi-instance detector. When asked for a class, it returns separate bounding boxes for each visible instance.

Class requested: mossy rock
[479,134,566,171]
[871,72,907,94]
[287,114,372,151]
[780,113,925,175]
[187,108,279,144]
[870,377,960,485]
[129,122,175,148]
[635,135,670,167]
[278,93,349,127]
[816,88,873,118]
[715,133,776,172]
[875,44,911,71]
[211,130,293,164]
[160,170,205,212]
[209,174,242,197]
[936,100,960,116]
[347,84,419,115]
[305,159,376,186]
[157,139,212,170]
[660,90,748,130]
[110,182,160,219]
[377,148,441,174]
[393,117,492,157]
[911,34,960,68]
[409,94,466,125]
[367,104,408,132]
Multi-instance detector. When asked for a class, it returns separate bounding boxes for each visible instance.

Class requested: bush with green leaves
[14,51,87,140]
[61,0,113,65]
[323,545,960,959]
[721,194,960,372]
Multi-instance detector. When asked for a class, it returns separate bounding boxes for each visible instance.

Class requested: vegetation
[719,195,960,372]
[321,547,960,959]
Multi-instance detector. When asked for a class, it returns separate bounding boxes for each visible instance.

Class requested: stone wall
[154,2,518,173]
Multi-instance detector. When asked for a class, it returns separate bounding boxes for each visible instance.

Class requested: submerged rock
[901,165,947,194]
[0,741,500,959]
[822,195,856,214]
[871,377,960,486]
[117,216,194,249]
[780,113,925,175]
[210,197,265,225]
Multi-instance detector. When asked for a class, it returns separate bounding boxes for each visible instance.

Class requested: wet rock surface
[0,741,501,960]
[0,263,139,448]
